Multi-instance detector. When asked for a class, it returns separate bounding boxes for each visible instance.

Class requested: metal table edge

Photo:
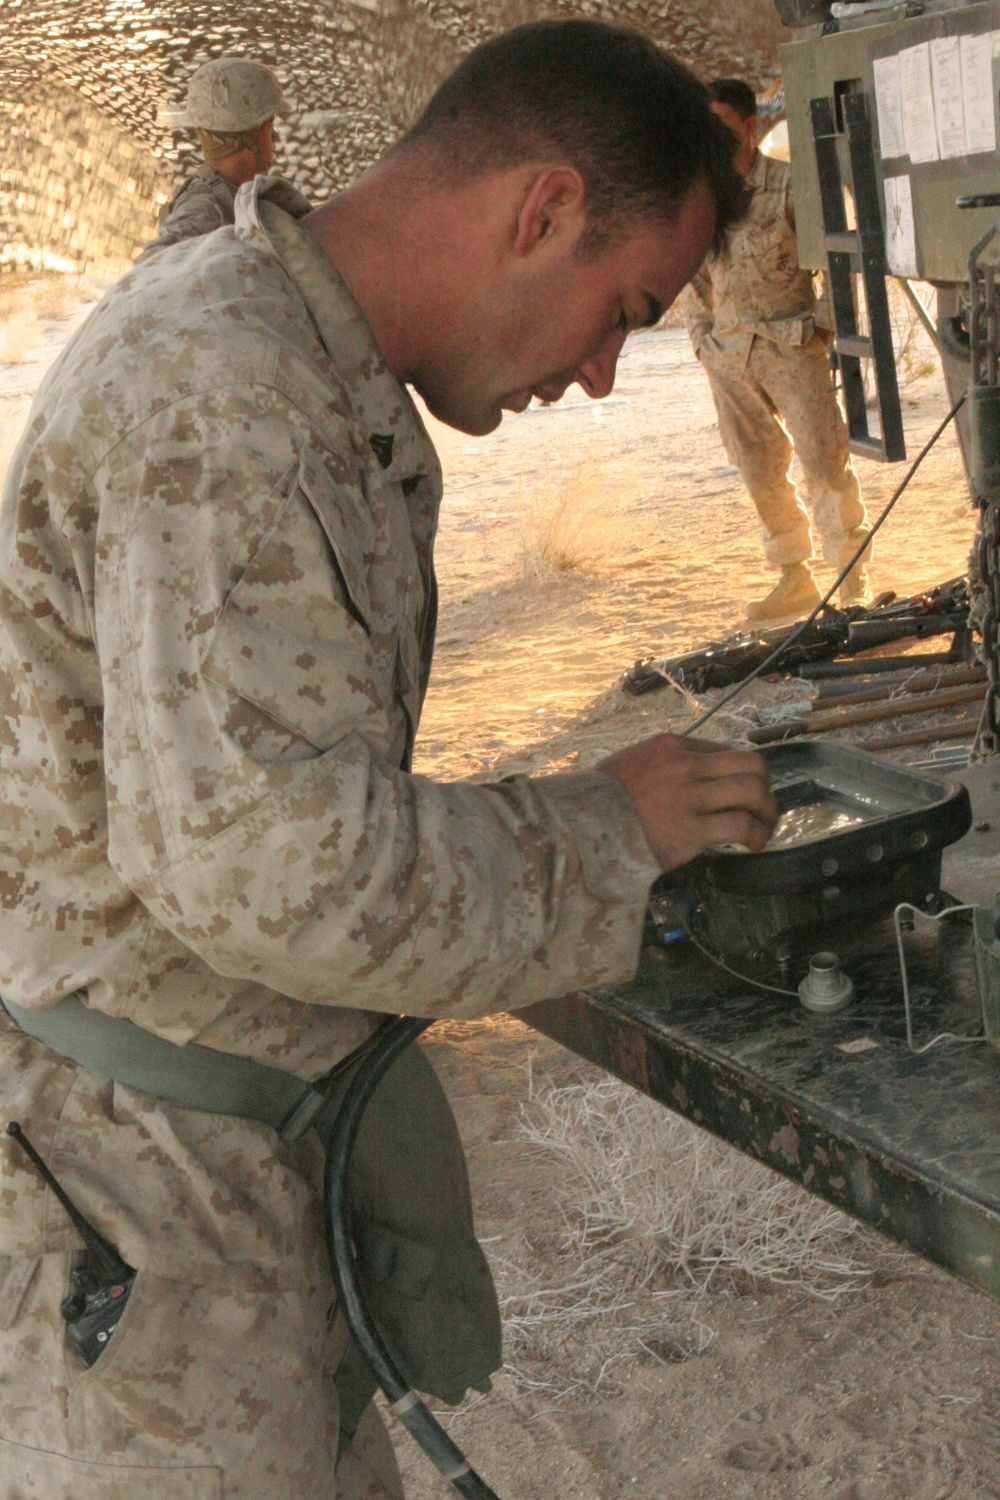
[523,985,1000,1302]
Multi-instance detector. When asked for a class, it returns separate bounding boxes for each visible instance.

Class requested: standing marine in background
[684,77,872,622]
[146,56,300,256]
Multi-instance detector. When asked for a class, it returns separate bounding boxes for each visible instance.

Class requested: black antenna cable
[323,1018,503,1500]
[683,391,968,736]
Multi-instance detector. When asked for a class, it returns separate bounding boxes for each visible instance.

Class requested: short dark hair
[708,78,759,122]
[400,21,748,253]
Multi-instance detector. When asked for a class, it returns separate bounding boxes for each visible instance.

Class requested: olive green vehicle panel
[782,0,1000,281]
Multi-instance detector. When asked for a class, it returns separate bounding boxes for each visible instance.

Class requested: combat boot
[745,563,822,622]
[839,562,872,608]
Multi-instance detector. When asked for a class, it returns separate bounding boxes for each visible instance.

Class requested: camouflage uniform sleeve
[100,392,659,1020]
[812,270,833,335]
[784,173,796,234]
[785,178,828,331]
[137,176,234,261]
[683,265,715,357]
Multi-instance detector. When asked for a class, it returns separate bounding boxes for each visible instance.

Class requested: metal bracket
[810,90,905,463]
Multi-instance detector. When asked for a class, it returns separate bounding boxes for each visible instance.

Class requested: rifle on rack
[622,578,971,697]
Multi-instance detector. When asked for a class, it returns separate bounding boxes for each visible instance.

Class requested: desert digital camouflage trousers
[702,334,870,570]
[0,1030,404,1500]
[0,1260,402,1499]
[0,1240,403,1500]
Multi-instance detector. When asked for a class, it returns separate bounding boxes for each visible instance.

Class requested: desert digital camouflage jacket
[145,164,238,257]
[140,167,310,263]
[683,151,820,374]
[0,176,658,1079]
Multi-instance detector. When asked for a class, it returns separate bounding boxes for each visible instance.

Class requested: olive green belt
[1,994,334,1141]
[1,991,504,1408]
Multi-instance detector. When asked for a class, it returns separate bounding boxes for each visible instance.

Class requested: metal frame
[811,91,906,463]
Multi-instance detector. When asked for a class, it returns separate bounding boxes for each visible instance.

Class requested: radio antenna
[6,1121,129,1279]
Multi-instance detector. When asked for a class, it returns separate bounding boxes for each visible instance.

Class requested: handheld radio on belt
[6,1121,136,1366]
[3,996,506,1498]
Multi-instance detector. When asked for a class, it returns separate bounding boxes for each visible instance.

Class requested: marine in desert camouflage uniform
[683,77,871,622]
[0,24,777,1500]
[145,56,292,258]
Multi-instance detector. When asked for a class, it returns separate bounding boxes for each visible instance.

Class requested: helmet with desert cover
[156,57,288,132]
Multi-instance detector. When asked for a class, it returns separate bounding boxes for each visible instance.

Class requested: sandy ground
[0,275,108,478]
[414,324,975,782]
[399,1021,1000,1500]
[3,289,999,1499]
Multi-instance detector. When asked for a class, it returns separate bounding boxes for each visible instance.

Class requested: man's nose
[575,332,626,401]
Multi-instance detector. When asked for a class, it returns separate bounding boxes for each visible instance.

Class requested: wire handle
[893,903,988,1054]
[322,1020,503,1500]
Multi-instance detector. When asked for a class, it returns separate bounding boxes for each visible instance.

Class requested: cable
[683,391,969,737]
[685,925,799,997]
[323,1016,504,1500]
[688,897,992,1036]
[970,680,992,760]
[893,901,989,1054]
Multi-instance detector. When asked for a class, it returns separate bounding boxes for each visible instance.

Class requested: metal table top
[527,792,1000,1298]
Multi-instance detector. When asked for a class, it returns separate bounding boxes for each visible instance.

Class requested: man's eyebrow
[640,293,664,328]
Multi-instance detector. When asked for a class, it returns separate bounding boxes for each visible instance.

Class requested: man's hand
[598,734,778,871]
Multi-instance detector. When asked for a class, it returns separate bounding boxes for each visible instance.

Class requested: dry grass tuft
[855,278,939,407]
[886,280,938,391]
[31,277,80,322]
[0,273,92,366]
[516,466,630,579]
[0,307,41,366]
[485,1071,899,1393]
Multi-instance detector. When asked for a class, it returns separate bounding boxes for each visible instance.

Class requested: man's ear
[512,165,588,258]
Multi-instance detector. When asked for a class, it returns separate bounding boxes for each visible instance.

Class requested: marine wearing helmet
[142,56,297,258]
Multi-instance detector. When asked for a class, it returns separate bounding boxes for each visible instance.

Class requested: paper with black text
[873,54,906,159]
[900,43,940,163]
[961,32,996,154]
[930,36,966,159]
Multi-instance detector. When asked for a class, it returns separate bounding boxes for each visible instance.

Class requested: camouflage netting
[0,0,784,276]
[0,78,173,275]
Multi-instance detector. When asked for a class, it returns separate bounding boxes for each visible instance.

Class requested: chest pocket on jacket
[201,450,388,756]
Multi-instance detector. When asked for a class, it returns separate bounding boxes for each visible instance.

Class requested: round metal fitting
[798,951,854,1014]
